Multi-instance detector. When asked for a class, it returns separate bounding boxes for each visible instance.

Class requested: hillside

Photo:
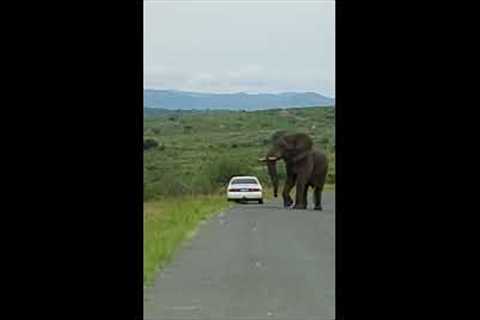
[144,90,335,110]
[144,107,335,201]
[144,107,203,117]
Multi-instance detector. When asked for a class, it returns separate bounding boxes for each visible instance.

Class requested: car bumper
[227,192,263,200]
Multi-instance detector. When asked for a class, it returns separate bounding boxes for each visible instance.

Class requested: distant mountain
[143,107,170,117]
[144,90,335,110]
[144,107,204,117]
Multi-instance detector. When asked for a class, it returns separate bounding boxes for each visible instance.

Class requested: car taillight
[229,188,240,192]
[249,188,260,192]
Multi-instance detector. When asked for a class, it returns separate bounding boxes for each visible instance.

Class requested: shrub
[320,136,330,146]
[326,171,335,184]
[252,168,273,187]
[144,169,191,200]
[261,122,270,128]
[189,174,216,195]
[144,183,157,201]
[203,156,254,187]
[144,138,159,150]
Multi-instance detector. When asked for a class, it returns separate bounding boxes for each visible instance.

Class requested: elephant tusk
[258,157,267,161]
[267,156,278,161]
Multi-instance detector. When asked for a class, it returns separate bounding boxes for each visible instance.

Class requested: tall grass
[144,195,232,286]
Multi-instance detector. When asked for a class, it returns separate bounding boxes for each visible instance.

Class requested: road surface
[144,191,335,320]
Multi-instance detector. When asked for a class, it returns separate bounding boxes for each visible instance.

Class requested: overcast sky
[144,0,335,97]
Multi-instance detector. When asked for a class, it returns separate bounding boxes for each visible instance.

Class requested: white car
[227,176,263,204]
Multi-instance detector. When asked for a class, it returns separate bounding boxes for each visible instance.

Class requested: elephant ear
[271,130,289,145]
[295,133,313,151]
[278,135,297,151]
[277,136,289,148]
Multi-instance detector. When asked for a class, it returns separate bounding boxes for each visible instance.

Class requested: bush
[144,169,191,200]
[188,174,216,195]
[144,138,159,150]
[203,156,254,187]
[326,171,335,184]
[252,168,274,187]
[271,130,290,144]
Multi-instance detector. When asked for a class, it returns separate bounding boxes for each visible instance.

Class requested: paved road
[144,192,335,320]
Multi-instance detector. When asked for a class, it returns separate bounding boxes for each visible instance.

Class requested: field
[143,106,335,285]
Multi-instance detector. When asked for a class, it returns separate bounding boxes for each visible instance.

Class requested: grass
[144,194,232,286]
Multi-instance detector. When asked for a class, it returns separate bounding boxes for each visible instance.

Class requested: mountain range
[144,90,335,110]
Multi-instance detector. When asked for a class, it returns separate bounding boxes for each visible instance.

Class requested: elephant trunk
[267,160,279,197]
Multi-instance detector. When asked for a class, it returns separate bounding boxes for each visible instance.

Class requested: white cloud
[226,65,264,79]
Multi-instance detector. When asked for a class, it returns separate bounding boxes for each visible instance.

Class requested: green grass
[144,194,232,286]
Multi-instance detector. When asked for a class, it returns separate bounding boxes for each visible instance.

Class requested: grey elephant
[259,132,329,210]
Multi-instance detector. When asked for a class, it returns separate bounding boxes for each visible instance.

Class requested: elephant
[259,132,329,210]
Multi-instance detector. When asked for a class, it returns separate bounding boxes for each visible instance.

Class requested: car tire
[258,199,263,204]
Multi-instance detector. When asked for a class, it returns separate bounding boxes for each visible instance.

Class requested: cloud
[144,1,334,96]
[144,65,333,95]
[145,65,270,92]
[187,73,217,86]
[226,65,265,79]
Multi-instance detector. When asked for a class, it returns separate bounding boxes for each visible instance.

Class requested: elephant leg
[293,181,308,209]
[314,187,322,210]
[314,166,328,210]
[292,161,313,210]
[282,174,295,208]
[303,184,309,209]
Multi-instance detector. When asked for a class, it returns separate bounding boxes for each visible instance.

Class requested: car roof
[230,176,258,180]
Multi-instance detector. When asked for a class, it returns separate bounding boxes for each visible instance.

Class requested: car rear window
[231,178,258,185]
